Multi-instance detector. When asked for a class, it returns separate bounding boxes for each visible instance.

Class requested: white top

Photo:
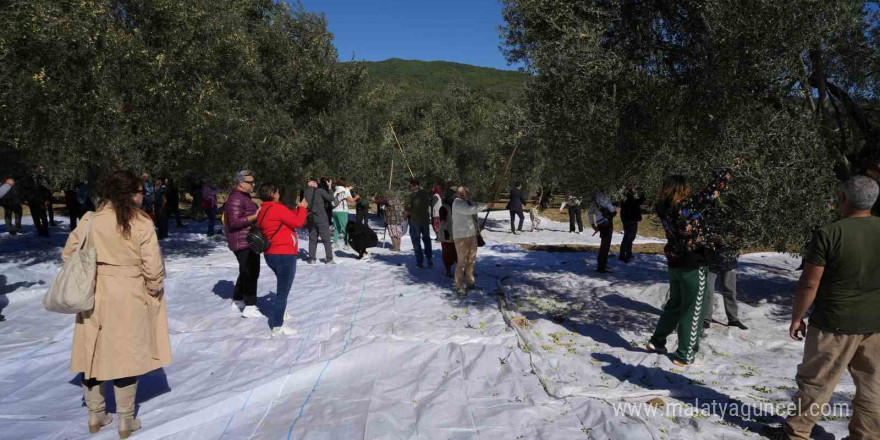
[588,193,617,226]
[333,186,352,212]
[451,198,486,239]
[431,193,442,217]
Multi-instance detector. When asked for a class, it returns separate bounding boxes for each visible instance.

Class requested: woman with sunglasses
[62,170,170,438]
[225,170,262,318]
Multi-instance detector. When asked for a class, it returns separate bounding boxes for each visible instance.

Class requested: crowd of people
[0,160,876,440]
[0,166,76,238]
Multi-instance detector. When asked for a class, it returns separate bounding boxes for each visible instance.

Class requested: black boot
[728,320,748,330]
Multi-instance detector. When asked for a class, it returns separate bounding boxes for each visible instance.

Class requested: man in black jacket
[619,189,645,263]
[507,182,527,234]
[24,177,50,237]
[34,166,57,227]
[165,179,185,228]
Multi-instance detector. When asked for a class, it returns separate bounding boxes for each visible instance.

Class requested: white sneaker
[241,306,263,318]
[271,326,298,336]
[325,259,337,265]
[231,300,245,312]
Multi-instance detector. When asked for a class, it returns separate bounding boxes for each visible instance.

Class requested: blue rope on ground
[286,266,370,440]
[218,263,343,440]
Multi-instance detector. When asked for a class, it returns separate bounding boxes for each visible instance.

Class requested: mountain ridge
[353,58,527,100]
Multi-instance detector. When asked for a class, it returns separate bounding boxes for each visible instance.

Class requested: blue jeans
[620,221,639,260]
[409,223,433,266]
[264,254,297,328]
[206,206,216,236]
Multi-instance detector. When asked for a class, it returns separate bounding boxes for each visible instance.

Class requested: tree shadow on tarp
[475,218,508,233]
[591,353,838,439]
[0,230,67,266]
[367,246,503,312]
[734,262,798,308]
[510,285,661,352]
[70,368,171,416]
[159,232,229,261]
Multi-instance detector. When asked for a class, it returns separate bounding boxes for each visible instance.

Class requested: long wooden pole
[389,123,415,179]
[388,158,395,191]
[382,157,394,248]
[481,143,520,228]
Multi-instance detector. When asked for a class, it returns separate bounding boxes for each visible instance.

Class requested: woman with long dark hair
[62,170,171,438]
[646,169,732,366]
[257,183,308,335]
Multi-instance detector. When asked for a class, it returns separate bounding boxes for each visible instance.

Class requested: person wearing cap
[225,170,262,318]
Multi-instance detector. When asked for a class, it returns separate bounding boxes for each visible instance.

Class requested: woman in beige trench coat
[62,170,171,439]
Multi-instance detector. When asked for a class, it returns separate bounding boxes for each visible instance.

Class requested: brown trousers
[454,237,477,289]
[784,326,880,440]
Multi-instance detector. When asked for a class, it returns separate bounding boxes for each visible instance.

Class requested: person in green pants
[331,178,359,248]
[647,166,734,366]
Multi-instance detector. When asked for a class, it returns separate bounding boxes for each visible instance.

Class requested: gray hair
[234,170,253,183]
[842,176,879,211]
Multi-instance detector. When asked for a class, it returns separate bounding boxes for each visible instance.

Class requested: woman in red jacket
[257,183,308,336]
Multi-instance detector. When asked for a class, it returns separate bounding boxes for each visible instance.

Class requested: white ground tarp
[0,212,851,439]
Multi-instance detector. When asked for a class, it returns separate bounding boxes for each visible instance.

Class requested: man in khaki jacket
[768,176,880,440]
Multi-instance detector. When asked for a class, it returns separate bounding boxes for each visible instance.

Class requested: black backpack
[247,205,283,254]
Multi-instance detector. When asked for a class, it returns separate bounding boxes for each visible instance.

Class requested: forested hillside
[358,58,527,101]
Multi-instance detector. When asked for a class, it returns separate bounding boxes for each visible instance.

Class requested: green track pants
[649,267,710,364]
[332,211,349,245]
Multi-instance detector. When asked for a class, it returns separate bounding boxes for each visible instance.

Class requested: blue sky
[294,0,519,71]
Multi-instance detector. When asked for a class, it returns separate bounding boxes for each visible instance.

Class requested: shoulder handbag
[43,213,97,314]
[471,212,486,247]
[246,205,283,254]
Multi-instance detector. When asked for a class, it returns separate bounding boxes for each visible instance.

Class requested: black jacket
[166,183,180,206]
[507,187,526,211]
[620,192,645,223]
[346,222,378,252]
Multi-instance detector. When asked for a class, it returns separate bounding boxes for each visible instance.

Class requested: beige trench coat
[62,205,171,380]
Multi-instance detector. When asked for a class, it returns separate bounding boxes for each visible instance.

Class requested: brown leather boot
[114,381,141,439]
[83,382,113,434]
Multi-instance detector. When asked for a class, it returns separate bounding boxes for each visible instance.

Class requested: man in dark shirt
[405,179,433,269]
[769,176,880,440]
[165,179,185,228]
[507,182,526,234]
[618,189,645,263]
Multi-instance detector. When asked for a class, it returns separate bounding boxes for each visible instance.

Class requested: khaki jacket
[62,205,171,380]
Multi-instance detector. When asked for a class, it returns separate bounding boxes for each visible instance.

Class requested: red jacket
[257,201,308,255]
